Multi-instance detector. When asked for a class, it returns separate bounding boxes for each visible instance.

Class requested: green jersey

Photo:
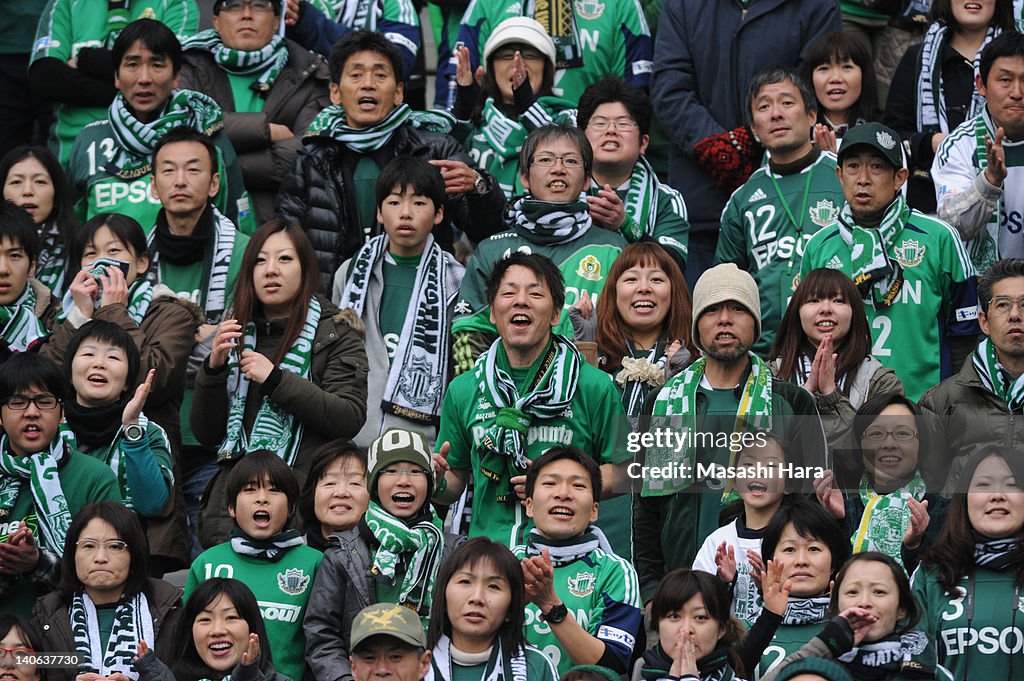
[1,0,48,54]
[512,543,642,676]
[30,0,199,163]
[185,541,323,681]
[378,254,419,362]
[756,621,827,680]
[716,151,843,355]
[912,565,1024,681]
[800,208,979,400]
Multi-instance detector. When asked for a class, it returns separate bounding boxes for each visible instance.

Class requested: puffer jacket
[276,124,506,292]
[180,40,331,224]
[33,578,183,681]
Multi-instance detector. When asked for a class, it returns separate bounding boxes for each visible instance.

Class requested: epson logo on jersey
[940,626,1024,655]
[258,601,302,623]
[597,625,635,648]
[1000,208,1024,234]
[93,180,161,208]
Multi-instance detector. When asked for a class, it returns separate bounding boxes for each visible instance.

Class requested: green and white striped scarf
[332,0,380,31]
[183,29,290,95]
[647,354,772,497]
[105,1,131,48]
[59,277,154,325]
[837,195,908,310]
[476,336,581,502]
[0,433,73,553]
[916,23,998,134]
[36,221,66,294]
[968,110,1024,271]
[70,590,154,680]
[620,156,660,243]
[973,337,1024,411]
[219,296,321,466]
[305,103,411,153]
[478,97,574,195]
[364,501,444,614]
[852,471,927,568]
[230,527,305,562]
[0,284,47,352]
[510,194,592,246]
[429,635,528,681]
[107,89,224,179]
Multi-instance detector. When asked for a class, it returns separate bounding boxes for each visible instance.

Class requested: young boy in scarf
[514,446,641,677]
[67,19,255,235]
[0,203,58,362]
[304,428,454,681]
[184,450,322,681]
[333,156,464,448]
[0,353,121,616]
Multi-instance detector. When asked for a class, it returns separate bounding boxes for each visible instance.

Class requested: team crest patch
[574,0,605,19]
[894,239,926,268]
[141,7,157,19]
[277,568,310,596]
[876,130,897,150]
[809,199,838,227]
[397,356,443,406]
[568,571,596,597]
[791,274,800,292]
[900,631,929,656]
[577,255,602,281]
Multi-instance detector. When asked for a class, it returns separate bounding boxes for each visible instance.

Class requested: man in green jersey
[434,252,627,547]
[716,68,844,355]
[801,122,980,401]
[67,19,254,235]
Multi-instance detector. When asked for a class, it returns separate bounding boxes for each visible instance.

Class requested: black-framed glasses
[2,394,59,411]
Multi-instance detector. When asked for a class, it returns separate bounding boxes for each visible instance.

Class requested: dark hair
[0,146,79,268]
[111,18,182,74]
[524,446,601,499]
[932,0,1014,35]
[829,552,920,635]
[69,213,149,277]
[649,568,745,677]
[595,242,694,374]
[231,220,320,365]
[0,613,46,680]
[152,126,220,174]
[800,32,878,125]
[719,431,795,525]
[0,353,66,403]
[426,538,527,652]
[980,29,1024,84]
[298,440,367,549]
[328,29,404,84]
[0,201,40,264]
[923,445,1024,591]
[59,501,150,603]
[63,320,142,399]
[577,75,652,137]
[172,579,273,681]
[771,268,872,396]
[746,68,817,126]
[978,257,1024,312]
[761,500,850,580]
[225,450,300,517]
[485,251,565,311]
[375,156,445,212]
[519,123,594,178]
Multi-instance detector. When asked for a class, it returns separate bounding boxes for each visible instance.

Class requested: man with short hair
[715,68,845,354]
[349,603,432,681]
[0,203,55,362]
[67,19,254,234]
[802,122,980,401]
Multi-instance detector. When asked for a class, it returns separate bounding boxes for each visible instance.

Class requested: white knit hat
[483,17,557,67]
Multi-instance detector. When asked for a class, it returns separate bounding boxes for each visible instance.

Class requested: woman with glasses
[0,614,46,681]
[32,501,182,681]
[814,392,948,572]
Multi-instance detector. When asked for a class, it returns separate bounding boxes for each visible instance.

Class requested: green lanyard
[768,165,815,273]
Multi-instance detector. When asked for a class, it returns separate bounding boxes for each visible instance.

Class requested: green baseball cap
[350,603,426,652]
[836,122,903,169]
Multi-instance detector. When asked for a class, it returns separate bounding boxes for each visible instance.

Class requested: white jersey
[693,518,764,627]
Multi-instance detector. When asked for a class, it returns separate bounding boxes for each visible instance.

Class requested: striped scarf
[476,336,581,502]
[333,0,380,31]
[620,156,661,243]
[105,1,131,48]
[340,234,462,427]
[230,527,304,562]
[973,337,1024,411]
[70,590,154,680]
[60,277,154,325]
[480,97,575,196]
[0,284,47,352]
[107,89,224,179]
[510,195,592,246]
[852,471,927,568]
[183,30,290,95]
[0,434,72,553]
[974,535,1024,570]
[781,595,830,626]
[219,296,320,466]
[916,23,998,134]
[647,354,772,496]
[524,525,613,567]
[428,636,529,681]
[36,221,66,294]
[305,103,411,153]
[837,195,908,310]
[523,0,583,69]
[364,501,444,614]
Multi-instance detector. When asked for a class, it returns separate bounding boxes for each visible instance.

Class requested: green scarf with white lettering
[183,29,290,95]
[836,195,907,310]
[852,471,927,567]
[0,432,73,553]
[969,109,1024,271]
[305,103,411,153]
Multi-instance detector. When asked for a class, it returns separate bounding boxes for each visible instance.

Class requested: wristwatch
[472,171,489,196]
[541,602,568,624]
[123,424,145,443]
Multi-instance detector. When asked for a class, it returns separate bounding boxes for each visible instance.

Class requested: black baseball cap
[836,122,904,169]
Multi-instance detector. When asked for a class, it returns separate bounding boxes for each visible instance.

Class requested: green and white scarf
[837,631,938,678]
[183,29,289,94]
[524,525,614,567]
[364,501,444,612]
[60,278,154,325]
[0,284,47,352]
[219,296,321,466]
[523,0,583,69]
[36,221,66,294]
[916,23,998,134]
[0,433,73,553]
[107,89,224,179]
[619,156,662,243]
[968,109,1024,271]
[105,1,131,48]
[475,336,581,502]
[230,527,304,562]
[852,471,927,567]
[70,590,154,680]
[781,595,831,626]
[510,195,592,246]
[305,103,411,153]
[429,636,528,681]
[340,234,461,427]
[973,337,1024,411]
[973,534,1024,570]
[837,195,908,310]
[480,97,574,195]
[646,354,772,496]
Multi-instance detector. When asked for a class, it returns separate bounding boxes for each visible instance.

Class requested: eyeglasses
[76,539,129,554]
[588,117,639,132]
[379,468,430,478]
[0,648,33,663]
[531,154,584,169]
[2,394,59,411]
[218,0,276,12]
[988,296,1024,317]
[862,427,918,443]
